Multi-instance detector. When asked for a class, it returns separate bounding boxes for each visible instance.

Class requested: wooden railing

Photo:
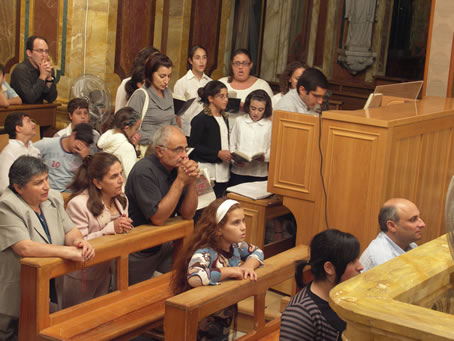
[164,245,309,341]
[18,217,193,341]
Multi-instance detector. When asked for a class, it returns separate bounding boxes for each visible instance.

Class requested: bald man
[360,198,425,271]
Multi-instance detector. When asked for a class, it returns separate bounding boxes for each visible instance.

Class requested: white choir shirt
[271,92,283,108]
[173,70,212,100]
[115,77,130,113]
[230,114,272,177]
[198,116,230,183]
[0,139,41,194]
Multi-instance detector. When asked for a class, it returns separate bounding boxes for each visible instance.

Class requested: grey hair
[151,125,183,153]
[9,156,48,188]
[378,205,400,232]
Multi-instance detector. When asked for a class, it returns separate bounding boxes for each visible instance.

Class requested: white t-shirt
[115,77,130,113]
[0,140,40,194]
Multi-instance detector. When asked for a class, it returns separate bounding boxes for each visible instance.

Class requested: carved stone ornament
[338,0,378,74]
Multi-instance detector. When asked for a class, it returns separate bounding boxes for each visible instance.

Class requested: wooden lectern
[269,96,454,250]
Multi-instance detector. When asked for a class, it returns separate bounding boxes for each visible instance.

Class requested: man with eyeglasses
[11,35,57,104]
[275,67,328,115]
[125,125,199,284]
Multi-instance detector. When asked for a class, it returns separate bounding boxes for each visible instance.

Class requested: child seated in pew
[54,97,100,151]
[172,198,264,340]
[0,63,22,107]
[62,152,132,308]
[279,229,363,341]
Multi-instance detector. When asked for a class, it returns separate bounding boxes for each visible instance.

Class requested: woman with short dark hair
[0,155,95,339]
[280,229,363,341]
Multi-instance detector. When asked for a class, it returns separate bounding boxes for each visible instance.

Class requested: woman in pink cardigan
[62,152,133,308]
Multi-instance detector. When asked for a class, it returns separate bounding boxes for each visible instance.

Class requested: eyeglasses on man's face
[159,145,190,154]
[33,49,49,54]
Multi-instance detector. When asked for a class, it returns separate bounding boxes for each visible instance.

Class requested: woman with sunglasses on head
[189,80,231,198]
[219,49,273,116]
[127,53,177,157]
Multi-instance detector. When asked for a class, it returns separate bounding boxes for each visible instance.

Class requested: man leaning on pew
[125,125,199,284]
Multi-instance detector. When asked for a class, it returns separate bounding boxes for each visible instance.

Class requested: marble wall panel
[425,0,454,97]
[33,0,59,61]
[114,0,155,80]
[0,0,20,74]
[188,0,222,77]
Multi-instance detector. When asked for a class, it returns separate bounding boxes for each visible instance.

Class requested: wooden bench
[0,103,60,130]
[164,244,309,341]
[18,217,193,341]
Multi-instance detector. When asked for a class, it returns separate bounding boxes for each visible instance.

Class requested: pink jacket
[66,190,129,240]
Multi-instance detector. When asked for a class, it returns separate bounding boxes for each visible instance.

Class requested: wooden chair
[18,217,193,341]
[164,245,309,341]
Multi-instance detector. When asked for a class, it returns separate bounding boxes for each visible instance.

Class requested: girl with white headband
[172,198,264,340]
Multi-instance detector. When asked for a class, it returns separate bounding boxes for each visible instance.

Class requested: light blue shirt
[1,81,19,99]
[274,88,318,115]
[360,231,417,271]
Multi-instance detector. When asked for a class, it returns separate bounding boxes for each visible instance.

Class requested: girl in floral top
[172,198,264,340]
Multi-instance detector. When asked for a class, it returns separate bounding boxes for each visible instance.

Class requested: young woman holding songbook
[228,89,273,187]
[189,80,231,198]
[172,198,264,340]
[280,229,363,341]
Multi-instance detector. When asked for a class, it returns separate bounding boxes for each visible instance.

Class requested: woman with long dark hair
[127,53,177,156]
[189,80,231,198]
[62,152,132,308]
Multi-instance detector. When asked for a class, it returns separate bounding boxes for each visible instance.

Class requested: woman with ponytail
[97,107,141,179]
[280,229,363,341]
[189,80,231,198]
[62,152,133,308]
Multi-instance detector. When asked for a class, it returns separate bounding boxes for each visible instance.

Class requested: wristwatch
[45,77,55,83]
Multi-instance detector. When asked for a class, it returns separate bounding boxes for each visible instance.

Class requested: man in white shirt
[0,112,40,194]
[360,198,426,271]
[275,67,328,115]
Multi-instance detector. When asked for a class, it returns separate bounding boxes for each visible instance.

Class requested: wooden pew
[164,244,309,341]
[18,217,193,341]
[0,103,60,129]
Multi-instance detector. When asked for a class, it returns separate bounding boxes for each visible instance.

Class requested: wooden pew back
[19,217,193,341]
[164,245,309,341]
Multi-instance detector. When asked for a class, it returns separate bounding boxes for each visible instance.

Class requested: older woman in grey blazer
[0,156,95,340]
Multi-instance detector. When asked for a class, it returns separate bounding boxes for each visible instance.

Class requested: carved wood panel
[188,0,222,76]
[114,0,156,80]
[0,0,20,73]
[33,0,59,62]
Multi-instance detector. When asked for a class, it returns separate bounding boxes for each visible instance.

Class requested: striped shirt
[280,284,344,341]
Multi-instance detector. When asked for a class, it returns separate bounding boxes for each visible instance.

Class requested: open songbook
[231,151,265,163]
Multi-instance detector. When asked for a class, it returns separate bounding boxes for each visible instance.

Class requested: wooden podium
[269,96,454,250]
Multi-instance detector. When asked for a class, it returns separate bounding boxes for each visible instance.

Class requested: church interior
[1,0,454,340]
